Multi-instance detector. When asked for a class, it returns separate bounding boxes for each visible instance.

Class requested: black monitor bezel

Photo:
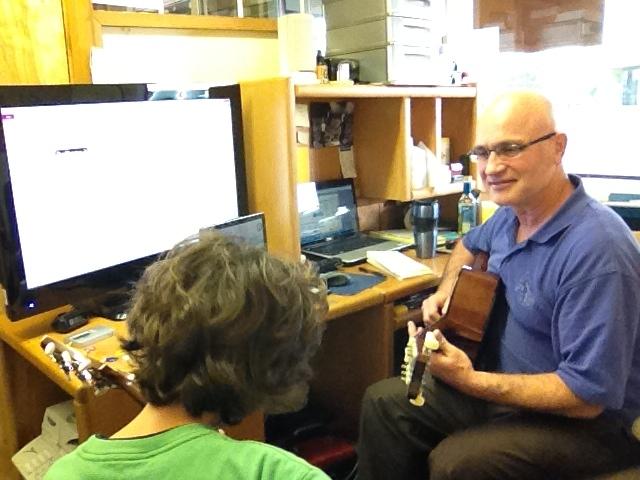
[212,212,268,247]
[0,83,249,321]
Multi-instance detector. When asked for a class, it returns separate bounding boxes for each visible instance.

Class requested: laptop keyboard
[309,235,384,255]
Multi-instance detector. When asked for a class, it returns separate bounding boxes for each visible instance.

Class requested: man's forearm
[463,371,603,419]
[437,240,475,296]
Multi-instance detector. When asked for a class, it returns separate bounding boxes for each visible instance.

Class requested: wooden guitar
[402,251,499,405]
[40,333,145,405]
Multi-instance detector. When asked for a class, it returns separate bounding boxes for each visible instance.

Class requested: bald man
[355,91,640,480]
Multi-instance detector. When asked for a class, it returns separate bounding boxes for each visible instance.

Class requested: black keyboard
[309,235,383,255]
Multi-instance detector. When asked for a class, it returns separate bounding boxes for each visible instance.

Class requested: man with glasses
[356,91,640,479]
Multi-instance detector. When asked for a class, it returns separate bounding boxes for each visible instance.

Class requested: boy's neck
[110,403,219,439]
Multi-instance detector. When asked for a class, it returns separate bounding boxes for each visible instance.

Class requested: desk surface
[333,252,449,305]
[0,249,450,464]
[0,252,450,398]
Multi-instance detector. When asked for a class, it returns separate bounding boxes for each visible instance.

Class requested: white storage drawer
[327,16,434,54]
[331,44,438,85]
[323,0,440,29]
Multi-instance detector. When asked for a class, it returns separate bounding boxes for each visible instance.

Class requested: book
[366,251,433,281]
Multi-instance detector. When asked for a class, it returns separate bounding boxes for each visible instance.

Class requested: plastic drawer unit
[327,16,434,54]
[324,0,434,29]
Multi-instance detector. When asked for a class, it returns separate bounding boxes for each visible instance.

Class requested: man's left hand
[428,329,475,390]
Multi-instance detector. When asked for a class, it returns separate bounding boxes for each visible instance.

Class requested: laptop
[207,213,267,248]
[299,179,411,264]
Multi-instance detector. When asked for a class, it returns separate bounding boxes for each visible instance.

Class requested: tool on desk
[401,251,499,405]
[40,335,144,404]
[65,325,114,347]
[358,266,386,278]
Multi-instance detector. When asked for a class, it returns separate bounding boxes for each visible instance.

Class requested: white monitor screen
[2,98,240,289]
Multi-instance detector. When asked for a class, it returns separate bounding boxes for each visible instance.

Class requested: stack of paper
[366,251,433,280]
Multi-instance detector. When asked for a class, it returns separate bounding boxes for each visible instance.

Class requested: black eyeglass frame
[469,132,557,161]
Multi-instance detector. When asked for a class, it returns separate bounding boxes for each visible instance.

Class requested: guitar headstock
[40,335,143,404]
[401,330,439,407]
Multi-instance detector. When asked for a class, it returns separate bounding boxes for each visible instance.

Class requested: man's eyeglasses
[469,132,556,161]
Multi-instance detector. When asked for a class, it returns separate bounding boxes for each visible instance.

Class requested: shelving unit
[240,78,476,259]
[295,84,476,201]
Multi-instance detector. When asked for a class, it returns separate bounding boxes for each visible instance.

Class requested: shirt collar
[526,174,589,244]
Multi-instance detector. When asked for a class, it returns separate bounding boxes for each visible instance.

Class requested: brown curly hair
[123,231,327,426]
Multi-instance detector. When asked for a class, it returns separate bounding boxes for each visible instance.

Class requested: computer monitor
[0,83,248,320]
[212,213,267,248]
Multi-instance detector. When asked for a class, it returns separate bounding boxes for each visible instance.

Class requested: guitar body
[403,252,499,403]
[441,266,499,361]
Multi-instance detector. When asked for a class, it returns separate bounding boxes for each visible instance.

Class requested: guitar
[401,251,499,405]
[40,334,145,405]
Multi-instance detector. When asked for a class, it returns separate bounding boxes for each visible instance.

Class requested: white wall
[91,26,280,85]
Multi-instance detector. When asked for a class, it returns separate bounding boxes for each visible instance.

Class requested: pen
[358,266,386,278]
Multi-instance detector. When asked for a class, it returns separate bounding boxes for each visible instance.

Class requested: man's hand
[421,291,449,327]
[428,330,474,390]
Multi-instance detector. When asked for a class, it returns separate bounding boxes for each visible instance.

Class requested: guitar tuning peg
[60,350,75,376]
[42,341,60,366]
[423,331,440,351]
[77,368,94,385]
[43,341,56,356]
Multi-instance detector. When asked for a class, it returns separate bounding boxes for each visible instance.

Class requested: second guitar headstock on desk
[40,334,144,404]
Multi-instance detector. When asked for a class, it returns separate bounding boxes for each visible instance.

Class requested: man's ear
[555,133,568,160]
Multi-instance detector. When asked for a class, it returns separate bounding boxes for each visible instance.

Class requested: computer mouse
[323,272,351,288]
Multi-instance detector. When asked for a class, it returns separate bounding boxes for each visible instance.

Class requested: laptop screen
[299,180,358,246]
[209,213,267,248]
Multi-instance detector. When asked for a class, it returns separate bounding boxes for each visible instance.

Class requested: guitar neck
[41,335,145,406]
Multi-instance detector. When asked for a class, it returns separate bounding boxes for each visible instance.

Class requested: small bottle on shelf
[457,180,478,235]
[316,50,328,84]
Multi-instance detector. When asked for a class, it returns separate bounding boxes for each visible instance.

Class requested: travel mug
[411,199,439,259]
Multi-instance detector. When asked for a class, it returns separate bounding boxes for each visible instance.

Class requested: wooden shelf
[93,10,277,32]
[295,84,476,100]
[240,77,476,252]
[412,180,475,200]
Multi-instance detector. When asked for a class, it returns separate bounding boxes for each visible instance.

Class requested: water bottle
[457,181,478,235]
[411,199,439,259]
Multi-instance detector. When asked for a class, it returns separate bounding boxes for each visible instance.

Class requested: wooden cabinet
[0,1,70,84]
[240,78,476,259]
[296,84,476,201]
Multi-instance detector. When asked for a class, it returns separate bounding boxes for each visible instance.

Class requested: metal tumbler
[411,199,439,259]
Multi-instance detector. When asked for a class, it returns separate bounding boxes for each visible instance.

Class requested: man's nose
[483,151,504,175]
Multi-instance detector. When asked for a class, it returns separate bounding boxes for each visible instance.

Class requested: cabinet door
[0,1,69,84]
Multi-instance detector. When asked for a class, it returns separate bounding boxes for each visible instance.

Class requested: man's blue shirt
[463,175,640,428]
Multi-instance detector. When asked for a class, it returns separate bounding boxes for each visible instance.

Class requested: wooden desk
[0,252,450,477]
[308,253,449,437]
[0,309,265,479]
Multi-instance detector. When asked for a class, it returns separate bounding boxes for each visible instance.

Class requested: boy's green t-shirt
[44,423,330,480]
